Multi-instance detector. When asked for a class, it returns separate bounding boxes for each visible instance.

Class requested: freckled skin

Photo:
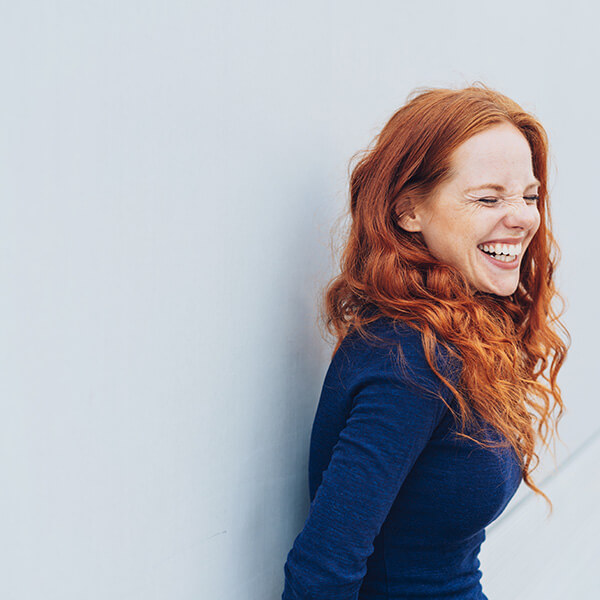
[399,123,541,296]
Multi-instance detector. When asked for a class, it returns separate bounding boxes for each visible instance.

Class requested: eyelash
[478,195,540,205]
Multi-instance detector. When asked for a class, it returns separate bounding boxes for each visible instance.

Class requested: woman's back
[282,316,522,599]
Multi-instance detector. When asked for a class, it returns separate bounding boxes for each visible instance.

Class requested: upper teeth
[477,242,522,256]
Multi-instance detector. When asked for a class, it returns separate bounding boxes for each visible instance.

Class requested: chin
[491,289,516,297]
[471,275,519,297]
[480,281,518,297]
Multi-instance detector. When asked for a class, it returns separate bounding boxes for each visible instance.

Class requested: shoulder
[329,316,461,402]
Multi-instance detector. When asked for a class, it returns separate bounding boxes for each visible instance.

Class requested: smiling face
[399,122,541,296]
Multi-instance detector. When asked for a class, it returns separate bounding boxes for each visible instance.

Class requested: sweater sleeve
[281,366,450,600]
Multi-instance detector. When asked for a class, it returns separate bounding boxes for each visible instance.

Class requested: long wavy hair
[321,83,570,513]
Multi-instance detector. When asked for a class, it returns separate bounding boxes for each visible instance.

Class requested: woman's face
[400,122,541,296]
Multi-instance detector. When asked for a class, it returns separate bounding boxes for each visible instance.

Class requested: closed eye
[477,195,540,205]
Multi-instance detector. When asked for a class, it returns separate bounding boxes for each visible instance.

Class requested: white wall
[1,2,597,599]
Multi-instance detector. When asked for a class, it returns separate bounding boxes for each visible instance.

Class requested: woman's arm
[281,367,450,600]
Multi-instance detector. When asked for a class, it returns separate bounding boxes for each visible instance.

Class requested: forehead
[449,123,535,186]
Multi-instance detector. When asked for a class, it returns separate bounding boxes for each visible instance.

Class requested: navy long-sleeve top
[281,315,522,599]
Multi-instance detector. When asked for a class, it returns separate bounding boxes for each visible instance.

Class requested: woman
[281,84,570,600]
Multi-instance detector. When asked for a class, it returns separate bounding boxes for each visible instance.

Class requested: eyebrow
[465,179,541,193]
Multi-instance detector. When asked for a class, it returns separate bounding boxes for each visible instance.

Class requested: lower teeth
[487,253,515,262]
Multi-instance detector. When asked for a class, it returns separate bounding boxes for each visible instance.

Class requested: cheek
[533,209,542,232]
[524,207,542,239]
[421,210,477,257]
[428,226,470,261]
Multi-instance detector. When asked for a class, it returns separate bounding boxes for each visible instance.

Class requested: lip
[480,237,526,245]
[478,247,520,270]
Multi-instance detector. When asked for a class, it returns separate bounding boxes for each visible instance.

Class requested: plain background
[1,2,598,599]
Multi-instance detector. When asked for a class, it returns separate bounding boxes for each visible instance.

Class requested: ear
[396,203,423,233]
[398,213,422,232]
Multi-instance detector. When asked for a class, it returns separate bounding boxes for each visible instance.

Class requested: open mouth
[477,242,521,265]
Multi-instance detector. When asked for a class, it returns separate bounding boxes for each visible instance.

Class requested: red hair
[321,83,570,513]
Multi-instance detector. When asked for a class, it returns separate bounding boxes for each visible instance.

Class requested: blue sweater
[281,316,522,599]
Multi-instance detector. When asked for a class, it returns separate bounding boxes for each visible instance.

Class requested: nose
[502,197,540,231]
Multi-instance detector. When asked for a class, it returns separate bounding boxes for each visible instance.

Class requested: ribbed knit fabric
[281,316,522,599]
